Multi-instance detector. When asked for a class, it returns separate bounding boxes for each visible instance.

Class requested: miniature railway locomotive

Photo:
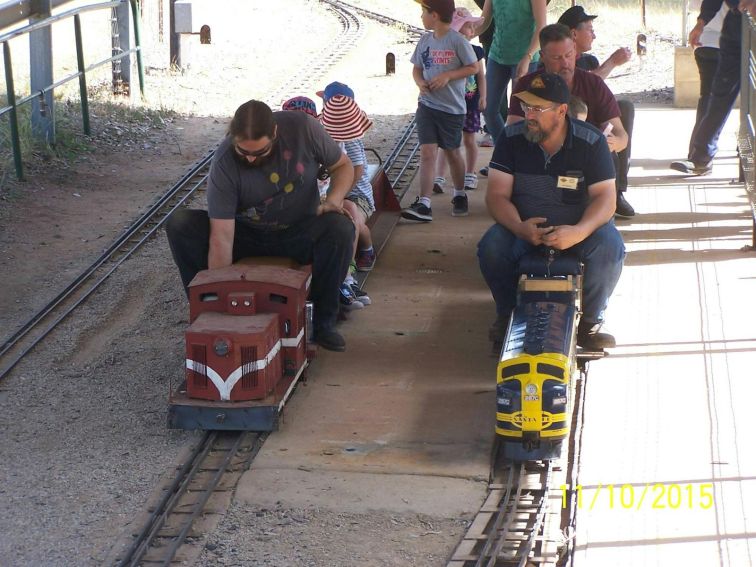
[495,250,586,461]
[168,259,314,431]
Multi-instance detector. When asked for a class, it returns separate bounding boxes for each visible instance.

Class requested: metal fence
[0,0,144,180]
[739,12,756,248]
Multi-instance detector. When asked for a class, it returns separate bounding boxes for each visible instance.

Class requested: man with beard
[477,73,625,351]
[166,99,355,352]
[506,24,635,219]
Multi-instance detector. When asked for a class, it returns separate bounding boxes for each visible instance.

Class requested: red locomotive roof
[188,263,310,291]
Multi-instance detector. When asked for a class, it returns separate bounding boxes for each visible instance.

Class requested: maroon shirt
[509,68,620,128]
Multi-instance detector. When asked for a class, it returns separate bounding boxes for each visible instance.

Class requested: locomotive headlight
[525,383,538,395]
[213,337,231,357]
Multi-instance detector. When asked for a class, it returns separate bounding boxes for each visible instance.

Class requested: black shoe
[314,327,346,352]
[577,320,615,350]
[670,160,712,176]
[615,193,635,218]
[451,194,469,216]
[479,166,489,177]
[401,197,432,222]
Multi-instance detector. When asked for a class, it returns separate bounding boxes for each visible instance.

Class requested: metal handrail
[0,0,119,44]
[1,0,144,180]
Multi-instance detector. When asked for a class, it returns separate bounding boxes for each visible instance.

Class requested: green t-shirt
[489,0,538,66]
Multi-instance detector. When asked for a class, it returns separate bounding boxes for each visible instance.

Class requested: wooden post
[386,52,395,75]
[29,0,55,144]
[114,0,132,94]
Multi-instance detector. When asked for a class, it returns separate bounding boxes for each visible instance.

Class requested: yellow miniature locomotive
[496,251,581,461]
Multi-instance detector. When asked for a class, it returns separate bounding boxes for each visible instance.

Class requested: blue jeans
[689,10,741,165]
[688,46,720,160]
[484,59,537,143]
[477,222,625,324]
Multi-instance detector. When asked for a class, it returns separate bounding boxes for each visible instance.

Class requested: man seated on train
[506,23,635,219]
[477,73,625,351]
[165,99,355,352]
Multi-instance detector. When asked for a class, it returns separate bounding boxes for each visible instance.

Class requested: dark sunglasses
[234,137,275,158]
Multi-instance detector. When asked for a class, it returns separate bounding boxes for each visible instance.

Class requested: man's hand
[608,47,631,67]
[689,21,705,48]
[427,73,450,91]
[417,80,430,95]
[740,0,756,16]
[517,217,551,245]
[541,224,585,250]
[514,55,531,81]
[605,131,622,153]
[317,200,353,221]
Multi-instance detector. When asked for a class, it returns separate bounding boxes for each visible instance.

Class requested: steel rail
[328,0,426,39]
[0,151,213,381]
[115,431,214,567]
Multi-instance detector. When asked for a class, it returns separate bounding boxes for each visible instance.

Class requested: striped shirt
[343,139,374,210]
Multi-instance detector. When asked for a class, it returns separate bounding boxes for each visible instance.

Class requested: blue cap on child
[316,81,355,102]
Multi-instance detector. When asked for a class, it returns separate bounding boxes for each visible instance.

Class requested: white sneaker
[433,176,445,194]
[464,173,478,191]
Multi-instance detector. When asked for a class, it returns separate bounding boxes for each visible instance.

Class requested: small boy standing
[403,0,479,222]
[434,6,487,194]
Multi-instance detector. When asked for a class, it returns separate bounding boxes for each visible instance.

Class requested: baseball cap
[315,81,355,102]
[513,73,571,107]
[414,0,455,21]
[451,6,483,32]
[557,5,597,30]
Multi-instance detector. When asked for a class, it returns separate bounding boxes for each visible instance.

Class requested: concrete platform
[236,153,499,518]
[573,108,756,565]
[234,105,756,565]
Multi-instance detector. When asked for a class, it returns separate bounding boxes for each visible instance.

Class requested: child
[282,94,370,310]
[568,95,588,122]
[403,0,479,221]
[433,6,486,194]
[319,90,376,309]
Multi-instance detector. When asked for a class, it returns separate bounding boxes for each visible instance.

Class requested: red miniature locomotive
[168,260,313,430]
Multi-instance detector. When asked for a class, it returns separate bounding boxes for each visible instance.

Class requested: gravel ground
[0,1,680,565]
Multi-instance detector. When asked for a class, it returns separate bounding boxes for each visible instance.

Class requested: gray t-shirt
[207,111,343,230]
[411,29,477,115]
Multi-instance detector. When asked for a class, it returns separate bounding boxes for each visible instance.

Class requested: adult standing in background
[670,0,742,176]
[475,0,547,145]
[670,0,728,175]
[557,5,636,218]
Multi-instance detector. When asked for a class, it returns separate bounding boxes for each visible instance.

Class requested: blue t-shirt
[411,29,478,115]
[490,117,615,227]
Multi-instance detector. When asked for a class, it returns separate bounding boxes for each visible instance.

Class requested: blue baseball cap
[316,81,355,102]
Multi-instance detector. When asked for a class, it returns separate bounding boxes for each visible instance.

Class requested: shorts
[463,102,481,134]
[415,103,464,150]
[345,194,374,220]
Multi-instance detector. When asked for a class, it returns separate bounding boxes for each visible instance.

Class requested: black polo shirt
[490,117,615,227]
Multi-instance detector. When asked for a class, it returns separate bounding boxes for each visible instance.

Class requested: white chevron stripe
[280,328,304,347]
[186,339,282,401]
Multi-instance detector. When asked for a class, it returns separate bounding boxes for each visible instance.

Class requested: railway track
[0,0,419,385]
[0,2,420,563]
[115,431,266,566]
[448,359,594,567]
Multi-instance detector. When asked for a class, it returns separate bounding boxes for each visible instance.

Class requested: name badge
[557,176,579,190]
